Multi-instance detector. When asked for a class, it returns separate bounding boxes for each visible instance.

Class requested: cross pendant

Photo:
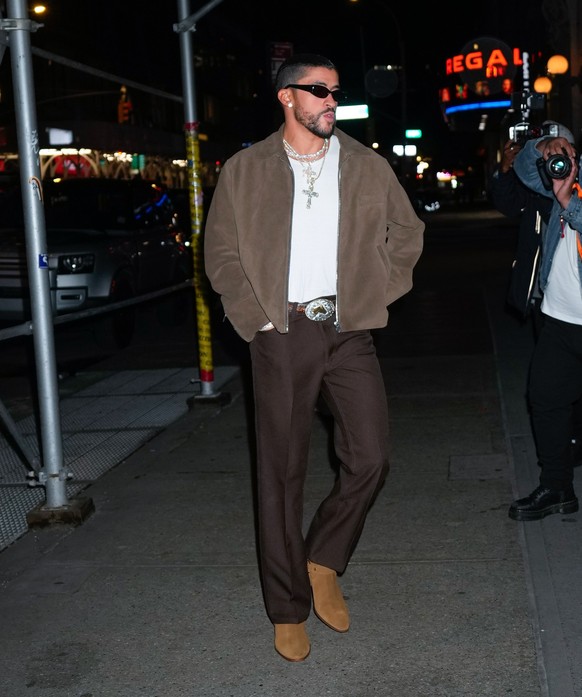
[303,187,318,209]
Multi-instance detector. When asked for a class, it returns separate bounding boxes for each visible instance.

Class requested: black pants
[531,300,582,445]
[249,311,389,624]
[529,315,582,490]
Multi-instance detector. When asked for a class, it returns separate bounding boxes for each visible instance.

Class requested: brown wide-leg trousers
[249,310,390,624]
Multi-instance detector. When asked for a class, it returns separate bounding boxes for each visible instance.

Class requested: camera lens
[546,154,572,179]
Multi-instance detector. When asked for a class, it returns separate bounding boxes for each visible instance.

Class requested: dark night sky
[3,0,564,172]
[26,1,555,93]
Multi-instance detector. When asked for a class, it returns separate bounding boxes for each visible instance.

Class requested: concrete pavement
[0,209,580,696]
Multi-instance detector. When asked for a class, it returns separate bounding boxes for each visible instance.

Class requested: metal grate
[0,366,239,553]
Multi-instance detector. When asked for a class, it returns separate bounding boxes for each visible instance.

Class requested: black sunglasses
[285,84,347,102]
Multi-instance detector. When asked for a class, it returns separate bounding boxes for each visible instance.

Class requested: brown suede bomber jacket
[203,125,425,342]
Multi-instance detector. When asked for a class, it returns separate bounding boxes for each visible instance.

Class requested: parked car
[0,178,193,348]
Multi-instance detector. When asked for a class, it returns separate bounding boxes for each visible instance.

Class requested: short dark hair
[274,53,337,92]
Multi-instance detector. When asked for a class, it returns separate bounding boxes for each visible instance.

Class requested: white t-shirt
[542,220,582,325]
[287,135,339,303]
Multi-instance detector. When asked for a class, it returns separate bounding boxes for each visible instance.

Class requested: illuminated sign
[393,145,417,156]
[438,36,545,132]
[444,100,511,115]
[336,104,369,121]
[445,37,520,96]
[446,45,522,76]
[46,127,73,146]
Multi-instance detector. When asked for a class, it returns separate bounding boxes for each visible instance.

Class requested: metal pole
[174,0,224,399]
[4,0,69,508]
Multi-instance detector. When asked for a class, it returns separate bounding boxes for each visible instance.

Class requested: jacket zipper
[335,155,343,332]
[284,155,294,333]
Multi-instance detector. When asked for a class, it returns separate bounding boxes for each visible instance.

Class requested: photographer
[490,137,552,324]
[508,131,582,521]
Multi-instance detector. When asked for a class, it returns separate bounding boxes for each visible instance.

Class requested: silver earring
[287,102,293,108]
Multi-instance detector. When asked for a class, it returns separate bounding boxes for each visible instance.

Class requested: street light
[534,54,570,93]
[533,53,581,125]
[547,54,569,76]
[533,76,552,94]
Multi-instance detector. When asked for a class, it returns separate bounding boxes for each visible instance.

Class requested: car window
[132,184,175,228]
[45,183,134,229]
[0,180,176,230]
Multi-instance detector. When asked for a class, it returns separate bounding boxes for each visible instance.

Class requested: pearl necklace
[283,138,329,162]
[283,138,330,209]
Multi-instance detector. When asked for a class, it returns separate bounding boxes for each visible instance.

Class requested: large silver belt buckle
[305,298,335,321]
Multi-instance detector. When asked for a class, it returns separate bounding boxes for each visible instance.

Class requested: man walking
[204,53,424,661]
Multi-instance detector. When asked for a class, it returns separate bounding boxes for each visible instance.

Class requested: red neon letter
[487,49,508,70]
[452,55,464,73]
[465,52,483,70]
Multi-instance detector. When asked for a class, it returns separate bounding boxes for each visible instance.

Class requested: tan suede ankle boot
[273,622,310,662]
[307,560,350,632]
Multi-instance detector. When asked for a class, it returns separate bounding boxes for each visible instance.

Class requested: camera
[536,153,574,190]
[509,121,559,145]
[508,91,548,145]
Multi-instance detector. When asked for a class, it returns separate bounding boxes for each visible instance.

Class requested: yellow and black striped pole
[184,121,215,396]
[175,0,226,400]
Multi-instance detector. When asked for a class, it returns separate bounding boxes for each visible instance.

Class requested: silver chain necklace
[283,138,330,208]
[300,155,327,209]
[283,138,329,162]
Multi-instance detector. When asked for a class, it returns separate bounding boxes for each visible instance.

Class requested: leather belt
[288,296,336,321]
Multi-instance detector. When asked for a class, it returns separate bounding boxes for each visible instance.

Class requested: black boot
[508,485,579,521]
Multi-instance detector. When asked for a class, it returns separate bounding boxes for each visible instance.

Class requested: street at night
[1,1,582,695]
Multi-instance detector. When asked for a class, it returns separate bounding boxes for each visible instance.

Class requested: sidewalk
[0,219,581,695]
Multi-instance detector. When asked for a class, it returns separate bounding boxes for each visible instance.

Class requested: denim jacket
[513,137,582,293]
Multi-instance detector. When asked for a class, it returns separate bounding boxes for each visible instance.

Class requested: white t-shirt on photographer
[542,220,582,325]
